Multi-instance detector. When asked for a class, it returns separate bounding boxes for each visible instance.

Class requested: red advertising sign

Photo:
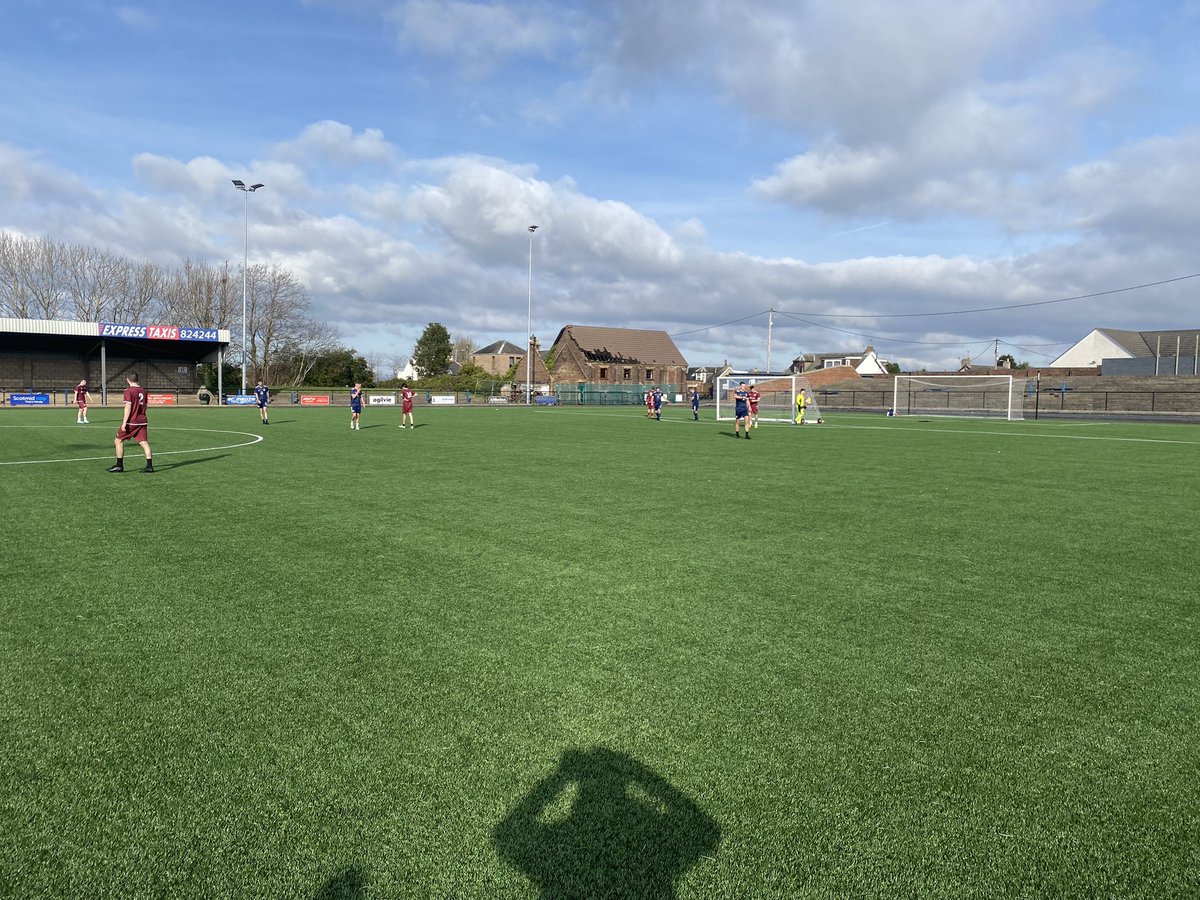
[300,395,331,406]
[147,393,176,405]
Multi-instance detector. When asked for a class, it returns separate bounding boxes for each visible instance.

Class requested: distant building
[548,325,688,387]
[509,336,552,395]
[1051,327,1200,375]
[793,346,890,376]
[471,339,526,377]
[394,358,420,381]
[394,358,462,381]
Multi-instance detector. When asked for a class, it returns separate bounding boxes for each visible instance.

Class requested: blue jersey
[734,388,749,416]
[653,390,663,409]
[350,388,362,411]
[254,385,269,406]
[690,392,699,410]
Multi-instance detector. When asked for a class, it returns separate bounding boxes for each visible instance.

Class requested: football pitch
[2,406,1198,898]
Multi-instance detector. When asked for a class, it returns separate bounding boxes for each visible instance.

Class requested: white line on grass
[827,423,1200,446]
[526,408,1200,445]
[0,426,264,465]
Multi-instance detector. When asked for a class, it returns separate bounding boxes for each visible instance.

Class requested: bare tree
[271,319,340,386]
[248,263,311,384]
[159,259,242,329]
[62,243,129,321]
[119,260,164,322]
[0,238,325,386]
[0,232,33,317]
[0,234,66,319]
[451,334,477,363]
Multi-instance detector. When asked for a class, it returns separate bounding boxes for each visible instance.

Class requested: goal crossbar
[892,374,1028,420]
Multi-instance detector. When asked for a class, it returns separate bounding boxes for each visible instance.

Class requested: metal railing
[818,388,1200,419]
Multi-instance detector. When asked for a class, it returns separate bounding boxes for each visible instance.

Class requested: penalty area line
[0,426,264,466]
[828,423,1200,446]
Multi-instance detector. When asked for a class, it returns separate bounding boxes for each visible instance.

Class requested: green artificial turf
[1,406,1198,898]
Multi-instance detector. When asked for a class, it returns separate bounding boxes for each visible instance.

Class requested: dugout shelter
[0,317,231,406]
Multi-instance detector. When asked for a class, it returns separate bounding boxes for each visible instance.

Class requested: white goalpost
[892,374,1029,420]
[715,375,821,424]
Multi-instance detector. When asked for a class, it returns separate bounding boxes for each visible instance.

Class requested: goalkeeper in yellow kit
[795,390,808,424]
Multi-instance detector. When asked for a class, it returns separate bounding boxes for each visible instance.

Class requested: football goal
[716,375,818,424]
[892,374,1029,420]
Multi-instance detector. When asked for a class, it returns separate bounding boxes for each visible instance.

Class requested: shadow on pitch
[155,454,230,471]
[312,865,367,899]
[494,746,719,899]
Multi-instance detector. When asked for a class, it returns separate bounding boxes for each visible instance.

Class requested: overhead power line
[668,269,1198,353]
[670,310,767,337]
[775,271,1200,319]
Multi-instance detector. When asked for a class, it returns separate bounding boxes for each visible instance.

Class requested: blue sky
[2,0,1199,371]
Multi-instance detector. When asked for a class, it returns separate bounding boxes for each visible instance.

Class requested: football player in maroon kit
[107,373,153,473]
[747,384,762,429]
[400,384,416,428]
[74,379,91,424]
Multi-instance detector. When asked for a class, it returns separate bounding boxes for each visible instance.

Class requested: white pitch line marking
[0,426,264,465]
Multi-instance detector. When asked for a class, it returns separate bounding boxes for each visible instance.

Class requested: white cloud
[273,121,396,167]
[4,108,1199,373]
[114,6,155,30]
[385,0,583,74]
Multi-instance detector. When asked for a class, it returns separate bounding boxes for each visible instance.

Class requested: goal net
[892,374,1029,420]
[716,375,815,424]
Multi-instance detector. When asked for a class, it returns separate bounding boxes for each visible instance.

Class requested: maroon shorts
[77,400,88,409]
[116,423,148,443]
[402,403,413,413]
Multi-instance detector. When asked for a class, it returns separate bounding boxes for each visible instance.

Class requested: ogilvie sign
[98,322,220,342]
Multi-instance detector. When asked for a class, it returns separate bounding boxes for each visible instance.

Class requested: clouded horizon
[2,0,1198,371]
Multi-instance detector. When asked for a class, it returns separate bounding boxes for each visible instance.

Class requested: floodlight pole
[232,180,265,395]
[766,307,774,374]
[526,225,538,405]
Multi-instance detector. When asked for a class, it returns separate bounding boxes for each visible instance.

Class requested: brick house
[548,325,688,388]
[470,339,526,377]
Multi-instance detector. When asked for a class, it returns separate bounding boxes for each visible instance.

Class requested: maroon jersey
[401,388,415,411]
[747,389,762,409]
[75,385,88,406]
[123,385,149,425]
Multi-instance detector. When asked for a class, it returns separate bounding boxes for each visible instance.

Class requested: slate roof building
[1051,328,1200,375]
[471,339,527,377]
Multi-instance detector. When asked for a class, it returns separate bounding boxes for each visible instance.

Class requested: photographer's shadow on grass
[313,865,366,900]
[494,746,720,899]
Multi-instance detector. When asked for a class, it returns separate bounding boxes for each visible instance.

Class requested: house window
[645,369,654,381]
[599,367,608,380]
[623,367,631,380]
[508,357,517,367]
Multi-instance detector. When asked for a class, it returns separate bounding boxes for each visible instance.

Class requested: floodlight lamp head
[249,183,265,191]
[232,179,245,188]
[528,225,538,233]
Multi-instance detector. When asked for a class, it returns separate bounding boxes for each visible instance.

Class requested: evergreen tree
[412,322,452,377]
